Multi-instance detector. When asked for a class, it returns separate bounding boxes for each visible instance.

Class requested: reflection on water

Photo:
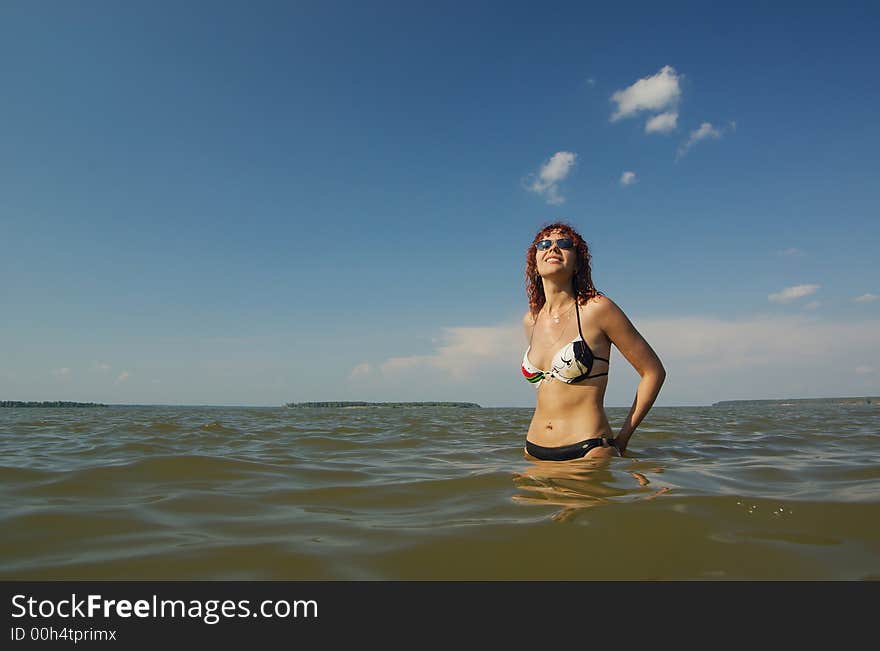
[512,457,672,522]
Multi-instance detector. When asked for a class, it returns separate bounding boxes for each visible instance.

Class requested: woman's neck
[542,283,576,313]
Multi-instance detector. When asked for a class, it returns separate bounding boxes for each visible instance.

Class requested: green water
[1,404,878,579]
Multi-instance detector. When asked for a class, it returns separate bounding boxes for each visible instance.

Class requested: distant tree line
[0,401,107,408]
[284,401,481,408]
[712,397,876,407]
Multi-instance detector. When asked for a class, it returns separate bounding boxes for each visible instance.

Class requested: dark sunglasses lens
[536,237,575,250]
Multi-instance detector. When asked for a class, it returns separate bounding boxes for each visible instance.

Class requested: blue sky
[2,1,878,407]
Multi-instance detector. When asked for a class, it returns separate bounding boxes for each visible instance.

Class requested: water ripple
[1,403,878,579]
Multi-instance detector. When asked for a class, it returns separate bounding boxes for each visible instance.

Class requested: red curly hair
[525,221,602,316]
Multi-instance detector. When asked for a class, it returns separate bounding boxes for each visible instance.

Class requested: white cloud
[610,65,682,122]
[779,248,804,257]
[645,111,678,133]
[635,315,880,378]
[116,371,130,383]
[768,284,820,304]
[645,315,880,406]
[586,77,596,87]
[620,171,637,186]
[854,293,879,303]
[369,314,880,406]
[855,366,874,374]
[526,151,577,205]
[380,324,523,382]
[633,314,880,405]
[51,367,71,378]
[677,122,723,158]
[803,301,821,310]
[348,362,372,380]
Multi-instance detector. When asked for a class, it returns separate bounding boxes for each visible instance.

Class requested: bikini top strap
[575,299,585,341]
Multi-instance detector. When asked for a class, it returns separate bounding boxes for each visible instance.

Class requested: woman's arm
[594,296,666,455]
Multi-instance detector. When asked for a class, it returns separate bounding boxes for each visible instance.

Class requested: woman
[521,222,665,461]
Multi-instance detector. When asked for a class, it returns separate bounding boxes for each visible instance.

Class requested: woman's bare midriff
[525,381,617,457]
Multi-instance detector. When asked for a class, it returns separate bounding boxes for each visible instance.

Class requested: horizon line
[3,394,878,409]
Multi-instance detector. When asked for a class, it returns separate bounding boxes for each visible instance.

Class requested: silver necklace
[541,304,575,350]
[545,300,576,324]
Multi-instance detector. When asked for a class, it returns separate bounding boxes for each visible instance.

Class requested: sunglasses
[535,237,574,251]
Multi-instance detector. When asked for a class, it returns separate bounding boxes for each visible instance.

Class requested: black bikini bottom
[526,437,618,461]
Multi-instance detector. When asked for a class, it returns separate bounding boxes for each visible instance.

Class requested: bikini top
[521,299,609,386]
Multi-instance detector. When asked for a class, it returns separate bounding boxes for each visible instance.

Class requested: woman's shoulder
[580,293,615,309]
[580,293,625,320]
[522,309,537,327]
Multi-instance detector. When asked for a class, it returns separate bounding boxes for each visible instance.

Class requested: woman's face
[535,230,577,279]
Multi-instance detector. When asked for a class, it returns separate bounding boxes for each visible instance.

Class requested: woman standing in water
[521,222,665,461]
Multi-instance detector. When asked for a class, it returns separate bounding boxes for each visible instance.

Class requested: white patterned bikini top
[520,300,609,386]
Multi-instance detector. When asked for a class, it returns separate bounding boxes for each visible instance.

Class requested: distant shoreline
[0,401,107,408]
[3,397,873,410]
[0,401,484,409]
[712,396,877,407]
[284,401,482,409]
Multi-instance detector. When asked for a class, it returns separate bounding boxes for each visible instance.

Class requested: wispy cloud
[51,367,71,379]
[631,315,880,405]
[855,365,874,374]
[348,362,372,380]
[779,247,804,257]
[116,371,130,383]
[677,122,723,159]
[637,315,880,376]
[380,324,523,382]
[586,77,596,87]
[93,362,111,372]
[525,151,577,205]
[768,284,820,304]
[620,171,637,186]
[645,111,678,133]
[369,314,880,406]
[803,301,821,310]
[854,293,879,303]
[610,65,682,122]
